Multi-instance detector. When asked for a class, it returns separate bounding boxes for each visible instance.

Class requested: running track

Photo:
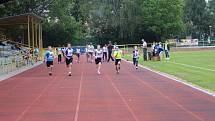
[0,58,214,121]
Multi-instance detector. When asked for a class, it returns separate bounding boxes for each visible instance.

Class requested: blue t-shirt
[45,51,54,61]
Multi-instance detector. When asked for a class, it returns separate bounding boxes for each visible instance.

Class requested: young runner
[62,45,67,63]
[86,44,90,63]
[57,47,62,63]
[88,43,94,63]
[44,46,54,76]
[114,47,122,74]
[107,41,114,62]
[102,44,108,62]
[76,47,81,63]
[95,45,103,75]
[133,46,139,69]
[65,43,74,76]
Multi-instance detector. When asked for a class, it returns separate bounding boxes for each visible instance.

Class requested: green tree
[142,0,184,41]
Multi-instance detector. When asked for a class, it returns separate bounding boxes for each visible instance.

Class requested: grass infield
[124,50,215,91]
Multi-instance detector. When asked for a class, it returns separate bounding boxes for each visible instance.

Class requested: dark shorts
[115,59,121,65]
[133,58,138,62]
[77,53,80,58]
[66,58,73,65]
[95,58,102,65]
[46,61,53,67]
[89,52,93,56]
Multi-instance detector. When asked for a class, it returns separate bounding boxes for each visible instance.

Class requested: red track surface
[0,58,214,121]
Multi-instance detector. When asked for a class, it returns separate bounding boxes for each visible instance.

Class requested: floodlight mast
[209,26,212,36]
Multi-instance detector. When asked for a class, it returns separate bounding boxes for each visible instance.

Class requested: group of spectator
[22,47,40,65]
[142,39,170,61]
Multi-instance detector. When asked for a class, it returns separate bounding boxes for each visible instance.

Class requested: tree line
[0,0,214,46]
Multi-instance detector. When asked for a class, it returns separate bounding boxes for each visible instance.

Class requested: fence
[0,55,39,76]
[0,47,45,76]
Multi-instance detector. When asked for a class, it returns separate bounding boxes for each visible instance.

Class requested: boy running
[44,46,54,76]
[114,47,122,74]
[65,43,74,76]
[133,46,139,69]
[76,47,81,63]
[95,45,103,75]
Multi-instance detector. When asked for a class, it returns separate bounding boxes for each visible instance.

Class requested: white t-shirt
[103,46,108,53]
[95,49,103,59]
[143,42,147,48]
[113,45,117,50]
[88,45,94,53]
[66,48,73,57]
[76,48,81,53]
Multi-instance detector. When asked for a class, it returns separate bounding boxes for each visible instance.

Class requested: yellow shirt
[114,50,122,59]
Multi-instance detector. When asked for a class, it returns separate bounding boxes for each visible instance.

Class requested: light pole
[209,26,212,44]
[209,26,212,36]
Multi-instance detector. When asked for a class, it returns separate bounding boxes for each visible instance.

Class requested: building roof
[0,13,43,26]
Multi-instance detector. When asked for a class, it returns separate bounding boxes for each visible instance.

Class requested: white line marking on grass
[123,59,215,97]
[168,61,215,72]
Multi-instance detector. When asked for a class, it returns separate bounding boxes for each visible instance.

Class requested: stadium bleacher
[0,32,36,75]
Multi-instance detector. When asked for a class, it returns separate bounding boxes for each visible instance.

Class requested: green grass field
[124,50,215,91]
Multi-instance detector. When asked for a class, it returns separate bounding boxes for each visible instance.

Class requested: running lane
[0,58,214,121]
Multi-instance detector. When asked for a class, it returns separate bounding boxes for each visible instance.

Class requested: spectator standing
[34,46,39,62]
[142,39,147,61]
[164,41,170,60]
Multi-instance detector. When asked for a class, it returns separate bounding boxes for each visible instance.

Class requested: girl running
[57,47,62,63]
[44,46,54,76]
[88,43,94,63]
[86,44,90,63]
[62,46,66,63]
[133,46,139,69]
[76,47,81,63]
[102,44,108,62]
[114,47,122,74]
[95,45,103,75]
[65,43,74,76]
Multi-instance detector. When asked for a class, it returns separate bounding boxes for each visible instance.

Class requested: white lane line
[14,76,59,121]
[123,59,215,97]
[127,70,205,121]
[105,74,141,121]
[74,66,84,121]
[168,61,215,72]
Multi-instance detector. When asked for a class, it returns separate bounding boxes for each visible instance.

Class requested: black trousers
[58,54,62,62]
[108,51,114,62]
[103,52,107,61]
[133,58,138,67]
